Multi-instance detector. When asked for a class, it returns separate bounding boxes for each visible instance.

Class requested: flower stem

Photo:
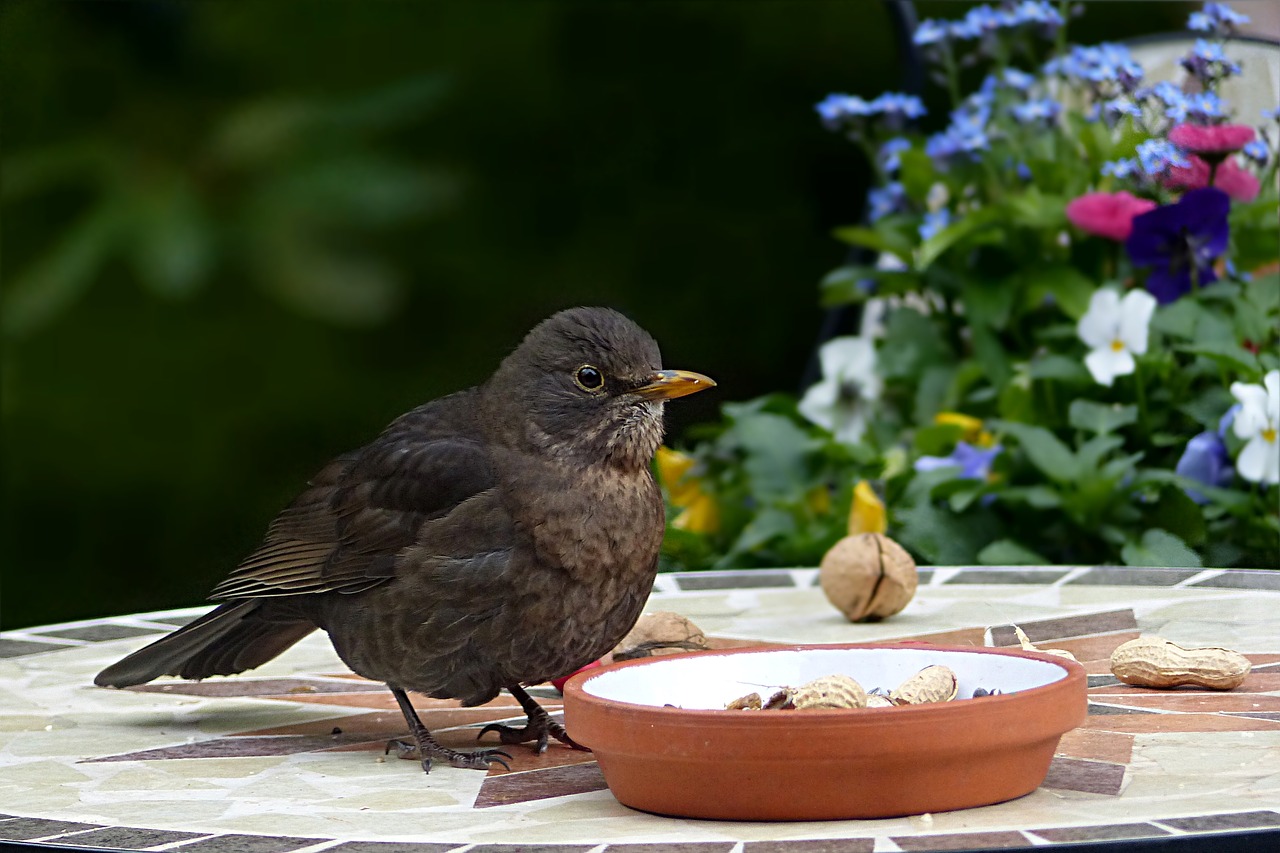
[1133,359,1150,436]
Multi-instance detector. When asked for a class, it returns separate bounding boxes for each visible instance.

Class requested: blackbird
[95,307,714,772]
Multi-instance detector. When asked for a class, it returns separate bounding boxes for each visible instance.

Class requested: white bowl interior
[584,647,1067,709]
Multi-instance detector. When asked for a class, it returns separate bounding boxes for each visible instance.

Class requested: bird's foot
[478,685,590,754]
[385,738,511,773]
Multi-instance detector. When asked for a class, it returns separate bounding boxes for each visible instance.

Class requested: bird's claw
[385,737,511,773]
[477,719,588,753]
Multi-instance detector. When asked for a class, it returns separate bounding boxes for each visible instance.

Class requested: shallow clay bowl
[563,643,1086,820]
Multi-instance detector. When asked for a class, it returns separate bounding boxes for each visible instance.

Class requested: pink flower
[1168,123,1256,157]
[1066,191,1158,241]
[1165,155,1260,201]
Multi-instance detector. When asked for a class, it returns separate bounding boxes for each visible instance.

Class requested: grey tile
[1088,674,1123,688]
[1041,756,1127,796]
[1088,702,1155,715]
[944,568,1070,585]
[476,847,594,853]
[167,834,321,852]
[327,843,463,853]
[474,763,607,809]
[1030,823,1170,843]
[0,638,69,658]
[745,841,875,853]
[891,831,1033,850]
[989,609,1136,645]
[1067,567,1201,586]
[674,571,796,590]
[1158,810,1280,832]
[39,624,166,642]
[0,817,103,840]
[607,846,735,853]
[1191,570,1280,591]
[57,826,210,849]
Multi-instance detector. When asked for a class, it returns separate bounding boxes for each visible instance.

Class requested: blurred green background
[1,1,1187,630]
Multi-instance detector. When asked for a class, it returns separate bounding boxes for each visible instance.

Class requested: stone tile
[1089,672,1280,695]
[944,569,1070,585]
[1191,570,1280,591]
[1043,632,1139,662]
[0,637,69,658]
[989,609,1135,645]
[1067,567,1201,586]
[167,834,320,852]
[1088,702,1155,715]
[1092,694,1280,713]
[327,843,463,853]
[1227,711,1280,721]
[744,841,875,853]
[56,826,210,849]
[1030,823,1170,842]
[1157,810,1280,832]
[891,830,1033,850]
[674,571,796,590]
[474,762,607,808]
[128,677,386,698]
[1088,675,1123,687]
[608,846,736,853]
[38,623,165,641]
[886,627,987,647]
[1041,756,1127,795]
[476,840,593,845]
[1055,729,1134,765]
[1081,712,1280,733]
[0,817,103,840]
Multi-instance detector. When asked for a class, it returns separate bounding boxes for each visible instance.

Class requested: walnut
[612,611,710,661]
[818,533,918,622]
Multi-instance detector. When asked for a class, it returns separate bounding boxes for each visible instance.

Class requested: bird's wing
[212,403,498,600]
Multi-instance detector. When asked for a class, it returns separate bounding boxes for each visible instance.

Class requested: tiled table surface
[2,566,1279,852]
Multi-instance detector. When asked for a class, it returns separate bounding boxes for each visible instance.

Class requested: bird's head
[484,307,714,470]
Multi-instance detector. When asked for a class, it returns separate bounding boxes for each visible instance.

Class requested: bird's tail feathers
[94,600,316,688]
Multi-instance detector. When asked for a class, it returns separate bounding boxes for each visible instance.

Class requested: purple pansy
[915,441,1003,480]
[1125,187,1230,304]
[1176,431,1234,504]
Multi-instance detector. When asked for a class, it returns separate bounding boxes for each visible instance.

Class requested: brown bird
[95,307,714,771]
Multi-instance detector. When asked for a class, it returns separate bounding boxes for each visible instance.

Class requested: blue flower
[1176,431,1234,504]
[1050,43,1144,89]
[1184,92,1228,123]
[1010,98,1061,125]
[1126,187,1231,304]
[926,101,992,169]
[1011,0,1064,33]
[1098,97,1142,127]
[1180,39,1242,84]
[1140,80,1190,122]
[816,94,874,130]
[1243,139,1269,166]
[867,182,907,222]
[871,92,927,129]
[915,441,1003,480]
[1136,139,1190,177]
[1266,106,1280,123]
[913,18,950,46]
[1101,158,1140,180]
[918,209,952,241]
[1001,68,1036,91]
[953,5,1007,40]
[878,137,912,173]
[1187,2,1250,35]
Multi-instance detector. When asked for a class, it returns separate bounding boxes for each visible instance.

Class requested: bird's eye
[573,365,605,392]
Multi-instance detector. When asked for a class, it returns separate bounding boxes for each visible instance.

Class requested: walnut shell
[791,674,868,709]
[612,611,709,661]
[890,665,958,705]
[819,533,918,622]
[725,691,763,710]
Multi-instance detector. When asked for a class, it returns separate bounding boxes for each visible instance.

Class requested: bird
[95,307,715,772]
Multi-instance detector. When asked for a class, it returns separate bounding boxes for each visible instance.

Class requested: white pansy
[799,336,882,445]
[1077,288,1157,386]
[1229,370,1280,485]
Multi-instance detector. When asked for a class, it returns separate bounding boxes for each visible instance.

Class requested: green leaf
[970,324,1012,388]
[1150,298,1207,340]
[996,485,1062,508]
[1076,434,1126,471]
[963,275,1016,328]
[978,539,1049,565]
[725,507,796,557]
[1120,529,1203,568]
[994,420,1079,483]
[895,501,991,564]
[1022,265,1095,320]
[820,265,920,304]
[1148,487,1206,547]
[1002,191,1066,230]
[878,307,953,380]
[915,206,1002,270]
[832,224,914,259]
[913,365,956,426]
[1028,354,1091,384]
[913,423,965,456]
[1178,341,1262,378]
[1068,400,1138,435]
[725,410,814,499]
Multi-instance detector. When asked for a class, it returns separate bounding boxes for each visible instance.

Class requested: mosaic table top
[2,565,1279,852]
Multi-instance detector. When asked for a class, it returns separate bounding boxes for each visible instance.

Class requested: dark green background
[1,1,1186,629]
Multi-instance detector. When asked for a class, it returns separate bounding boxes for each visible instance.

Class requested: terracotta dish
[562,643,1087,820]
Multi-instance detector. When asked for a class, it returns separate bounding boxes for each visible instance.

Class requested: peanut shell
[890,665,958,705]
[791,674,868,709]
[1109,636,1250,690]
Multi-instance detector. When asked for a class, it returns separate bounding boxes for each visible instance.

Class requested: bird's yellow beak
[633,369,716,401]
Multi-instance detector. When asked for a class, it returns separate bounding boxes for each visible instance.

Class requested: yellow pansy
[656,446,720,534]
[934,411,995,447]
[848,479,887,535]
